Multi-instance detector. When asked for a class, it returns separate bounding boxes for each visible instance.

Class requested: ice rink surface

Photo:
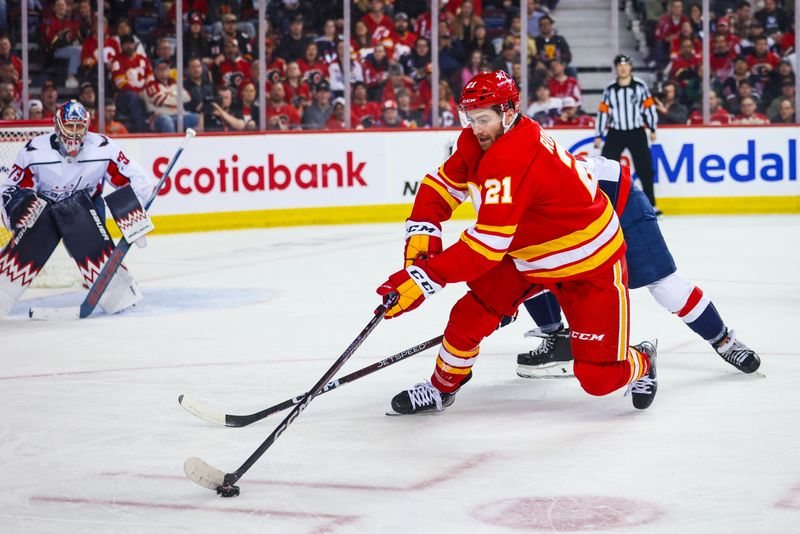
[2,215,799,533]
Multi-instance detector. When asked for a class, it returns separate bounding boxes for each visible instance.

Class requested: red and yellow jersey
[412,116,625,284]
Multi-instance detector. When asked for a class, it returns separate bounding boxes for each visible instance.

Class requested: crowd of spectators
[637,0,796,124]
[0,0,794,131]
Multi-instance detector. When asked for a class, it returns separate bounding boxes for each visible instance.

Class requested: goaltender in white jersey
[0,100,155,317]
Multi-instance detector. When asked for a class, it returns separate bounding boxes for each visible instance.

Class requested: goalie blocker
[105,184,154,247]
[0,191,142,317]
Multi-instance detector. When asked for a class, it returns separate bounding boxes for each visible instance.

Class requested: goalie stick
[185,298,393,497]
[178,334,443,427]
[29,129,196,320]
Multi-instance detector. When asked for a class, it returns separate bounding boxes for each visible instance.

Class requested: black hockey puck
[216,484,240,497]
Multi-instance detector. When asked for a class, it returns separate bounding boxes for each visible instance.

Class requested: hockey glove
[5,188,46,230]
[404,220,442,267]
[377,262,445,319]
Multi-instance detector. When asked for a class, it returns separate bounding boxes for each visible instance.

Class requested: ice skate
[713,329,760,374]
[627,340,658,410]
[387,373,471,416]
[517,327,573,378]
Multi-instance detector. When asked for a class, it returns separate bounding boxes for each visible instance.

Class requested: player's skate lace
[714,330,760,373]
[405,381,443,411]
[624,340,658,409]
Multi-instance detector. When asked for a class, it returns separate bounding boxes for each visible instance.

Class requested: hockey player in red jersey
[377,70,658,415]
[0,100,154,317]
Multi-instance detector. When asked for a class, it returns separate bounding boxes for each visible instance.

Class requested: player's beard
[476,128,502,150]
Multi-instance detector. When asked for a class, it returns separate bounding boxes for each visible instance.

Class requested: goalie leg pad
[51,192,143,314]
[0,206,60,317]
[98,266,142,315]
[51,192,116,288]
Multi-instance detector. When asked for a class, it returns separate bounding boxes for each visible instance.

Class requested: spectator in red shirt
[363,44,391,101]
[553,96,595,127]
[216,38,253,92]
[282,61,312,112]
[746,35,782,80]
[0,34,22,80]
[297,41,330,88]
[715,17,741,53]
[734,96,770,124]
[326,97,346,130]
[654,0,688,68]
[392,12,418,52]
[80,14,121,82]
[361,0,394,42]
[669,21,702,59]
[263,38,288,87]
[546,57,581,105]
[351,81,381,128]
[352,19,375,60]
[267,82,301,130]
[669,37,702,88]
[383,63,415,103]
[111,34,152,132]
[687,90,733,125]
[42,0,83,88]
[710,33,737,82]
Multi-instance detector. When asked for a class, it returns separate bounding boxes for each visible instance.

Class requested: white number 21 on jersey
[484,176,512,204]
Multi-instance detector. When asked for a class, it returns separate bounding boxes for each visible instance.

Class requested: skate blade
[385,409,447,416]
[517,362,574,379]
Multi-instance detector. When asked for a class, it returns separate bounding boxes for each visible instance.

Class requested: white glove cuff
[406,265,443,298]
[405,220,441,240]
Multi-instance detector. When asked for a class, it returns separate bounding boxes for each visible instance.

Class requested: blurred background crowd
[0,0,794,133]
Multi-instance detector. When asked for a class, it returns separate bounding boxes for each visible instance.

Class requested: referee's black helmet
[614,53,633,66]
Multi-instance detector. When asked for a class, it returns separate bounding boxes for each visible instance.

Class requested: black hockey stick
[178,334,443,427]
[29,129,197,320]
[184,299,394,497]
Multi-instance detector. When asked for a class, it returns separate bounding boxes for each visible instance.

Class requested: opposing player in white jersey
[516,155,761,377]
[0,100,155,317]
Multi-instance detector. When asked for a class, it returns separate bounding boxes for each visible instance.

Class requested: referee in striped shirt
[595,54,659,211]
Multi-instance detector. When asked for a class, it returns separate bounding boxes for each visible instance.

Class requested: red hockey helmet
[458,70,520,129]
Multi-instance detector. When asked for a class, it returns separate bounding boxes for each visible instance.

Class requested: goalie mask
[458,70,520,132]
[55,100,90,157]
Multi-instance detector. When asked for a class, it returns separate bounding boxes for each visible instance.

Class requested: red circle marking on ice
[472,496,661,531]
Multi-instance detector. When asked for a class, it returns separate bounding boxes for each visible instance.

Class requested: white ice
[1,215,799,534]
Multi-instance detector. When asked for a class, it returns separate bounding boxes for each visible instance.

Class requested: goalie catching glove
[3,188,47,230]
[404,220,442,267]
[377,261,445,319]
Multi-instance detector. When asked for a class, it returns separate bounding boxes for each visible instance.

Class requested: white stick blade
[28,306,80,320]
[184,457,226,490]
[178,395,227,426]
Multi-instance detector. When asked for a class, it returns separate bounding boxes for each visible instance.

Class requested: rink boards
[113,125,800,234]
